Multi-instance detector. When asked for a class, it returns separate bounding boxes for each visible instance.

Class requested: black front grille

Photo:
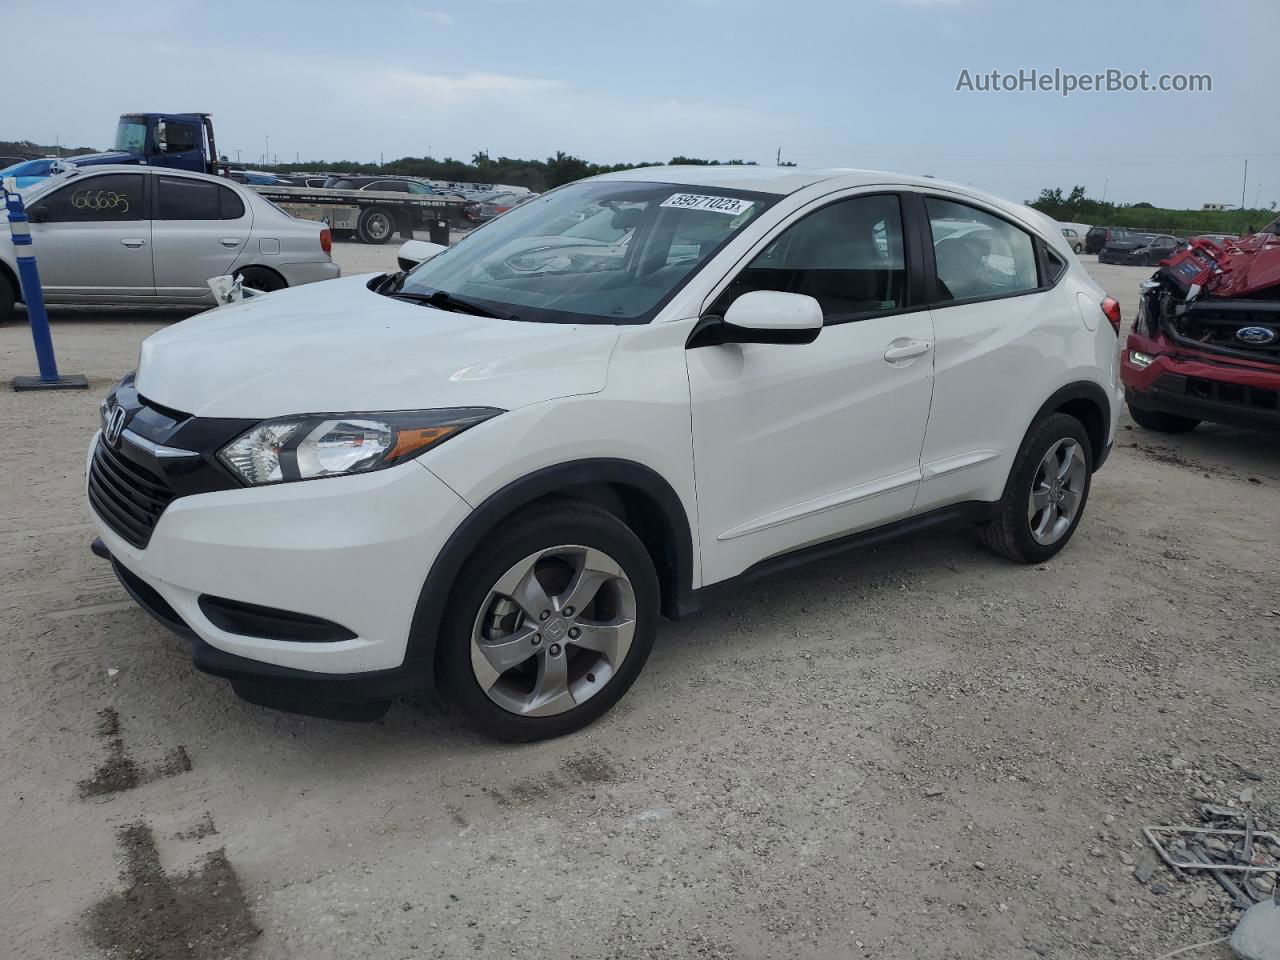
[1155,373,1280,412]
[88,439,176,548]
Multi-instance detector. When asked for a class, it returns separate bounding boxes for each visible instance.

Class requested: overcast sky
[6,0,1276,209]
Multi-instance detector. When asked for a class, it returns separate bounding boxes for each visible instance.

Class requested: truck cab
[111,113,217,172]
[48,114,222,177]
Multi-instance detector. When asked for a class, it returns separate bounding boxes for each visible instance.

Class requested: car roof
[21,163,246,197]
[589,164,982,197]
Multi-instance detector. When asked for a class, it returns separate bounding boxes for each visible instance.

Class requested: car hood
[136,274,621,419]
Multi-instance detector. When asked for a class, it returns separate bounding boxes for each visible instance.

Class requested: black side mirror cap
[685,314,821,349]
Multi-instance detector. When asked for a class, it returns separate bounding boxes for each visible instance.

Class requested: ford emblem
[1236,326,1277,345]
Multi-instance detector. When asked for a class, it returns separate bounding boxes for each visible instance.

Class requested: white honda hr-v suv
[88,166,1121,740]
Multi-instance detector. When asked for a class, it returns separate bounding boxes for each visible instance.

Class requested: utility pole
[1241,159,1248,211]
[265,134,270,168]
[776,147,781,166]
[235,149,241,163]
[1102,178,1109,203]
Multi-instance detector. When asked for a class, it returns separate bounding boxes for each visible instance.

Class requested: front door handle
[219,237,242,247]
[120,238,147,248]
[883,339,932,363]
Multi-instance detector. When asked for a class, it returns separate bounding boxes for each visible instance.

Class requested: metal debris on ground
[1143,810,1280,909]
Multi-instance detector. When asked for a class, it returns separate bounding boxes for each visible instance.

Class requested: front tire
[436,502,659,742]
[980,413,1093,564]
[1128,402,1199,434]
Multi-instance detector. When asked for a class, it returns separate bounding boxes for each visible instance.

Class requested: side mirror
[396,239,448,271]
[688,290,823,348]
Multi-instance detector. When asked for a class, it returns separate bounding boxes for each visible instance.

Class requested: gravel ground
[1,246,1277,960]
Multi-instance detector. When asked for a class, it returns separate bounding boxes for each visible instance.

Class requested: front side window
[927,197,1039,302]
[114,119,148,154]
[157,176,245,220]
[393,181,773,324]
[35,174,144,223]
[713,194,907,322]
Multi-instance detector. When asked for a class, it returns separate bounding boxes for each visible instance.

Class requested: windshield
[114,118,148,154]
[396,180,774,324]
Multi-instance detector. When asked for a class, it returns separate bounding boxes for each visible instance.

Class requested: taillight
[1101,296,1121,335]
[320,227,332,254]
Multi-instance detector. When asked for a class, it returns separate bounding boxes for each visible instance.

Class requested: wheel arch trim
[1027,379,1112,470]
[405,457,696,677]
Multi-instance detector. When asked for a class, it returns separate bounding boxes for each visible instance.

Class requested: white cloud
[404,6,456,25]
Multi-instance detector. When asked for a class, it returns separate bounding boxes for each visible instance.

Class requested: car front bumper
[1121,341,1280,431]
[87,432,471,711]
[1099,251,1150,266]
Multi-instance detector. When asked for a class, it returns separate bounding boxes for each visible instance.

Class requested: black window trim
[917,192,1068,309]
[702,189,930,329]
[34,170,150,224]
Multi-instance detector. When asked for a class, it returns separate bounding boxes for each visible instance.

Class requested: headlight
[218,408,502,485]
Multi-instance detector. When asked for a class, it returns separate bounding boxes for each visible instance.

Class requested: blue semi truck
[71,112,227,173]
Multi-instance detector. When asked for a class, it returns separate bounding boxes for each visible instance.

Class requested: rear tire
[234,266,287,293]
[436,502,659,742]
[980,413,1093,564]
[357,207,395,245]
[1128,402,1199,434]
[0,272,15,325]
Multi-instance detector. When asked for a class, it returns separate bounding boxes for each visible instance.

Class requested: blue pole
[3,180,85,391]
[3,188,60,380]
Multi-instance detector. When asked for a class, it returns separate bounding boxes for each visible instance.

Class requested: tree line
[263,151,758,191]
[1028,185,1277,236]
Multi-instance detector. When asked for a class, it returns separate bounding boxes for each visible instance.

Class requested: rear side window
[927,198,1039,302]
[368,180,409,192]
[35,174,144,222]
[164,123,198,152]
[157,177,245,220]
[1044,247,1067,284]
[715,194,907,322]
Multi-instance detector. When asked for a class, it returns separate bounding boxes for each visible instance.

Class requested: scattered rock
[1241,788,1256,804]
[973,861,986,871]
[1232,900,1280,960]
[923,785,944,798]
[1189,887,1209,908]
[1150,881,1171,895]
[1134,854,1158,885]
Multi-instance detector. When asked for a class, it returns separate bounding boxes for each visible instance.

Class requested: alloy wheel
[1027,438,1087,545]
[470,545,637,717]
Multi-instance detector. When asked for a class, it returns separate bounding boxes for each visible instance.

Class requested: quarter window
[35,174,144,223]
[927,198,1039,301]
[715,194,907,321]
[157,177,245,220]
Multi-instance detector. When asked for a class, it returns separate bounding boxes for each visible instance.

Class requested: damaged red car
[1122,220,1280,434]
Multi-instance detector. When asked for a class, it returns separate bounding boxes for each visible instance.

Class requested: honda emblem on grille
[104,405,127,446]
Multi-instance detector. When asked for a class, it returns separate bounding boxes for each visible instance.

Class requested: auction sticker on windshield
[660,193,755,216]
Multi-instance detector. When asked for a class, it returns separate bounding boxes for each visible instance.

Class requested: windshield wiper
[388,288,516,321]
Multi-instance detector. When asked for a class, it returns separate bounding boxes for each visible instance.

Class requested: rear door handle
[219,237,242,247]
[883,339,932,363]
[120,238,147,248]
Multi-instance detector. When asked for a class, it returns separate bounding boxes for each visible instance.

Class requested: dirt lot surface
[2,247,1277,960]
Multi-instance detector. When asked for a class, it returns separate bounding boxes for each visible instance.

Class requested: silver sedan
[0,164,339,321]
